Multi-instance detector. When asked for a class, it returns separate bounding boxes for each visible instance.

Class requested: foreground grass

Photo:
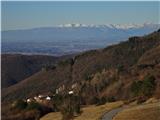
[75,101,123,120]
[40,112,62,120]
[113,102,160,120]
[40,101,123,120]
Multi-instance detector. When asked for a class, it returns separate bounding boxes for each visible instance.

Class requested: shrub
[84,74,93,81]
[131,75,156,97]
[94,64,104,73]
[91,96,100,104]
[142,75,156,96]
[58,58,74,66]
[52,94,63,111]
[74,103,81,114]
[97,97,106,105]
[117,64,124,73]
[12,99,27,110]
[53,94,81,120]
[106,96,116,102]
[137,96,147,104]
[42,64,56,71]
[131,81,143,96]
[61,105,74,120]
[26,102,41,110]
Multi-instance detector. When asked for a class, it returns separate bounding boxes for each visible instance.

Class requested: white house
[46,96,51,100]
[56,89,59,94]
[68,91,74,95]
[34,96,38,100]
[27,98,31,103]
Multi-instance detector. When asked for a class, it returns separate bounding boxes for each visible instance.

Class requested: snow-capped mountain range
[57,23,157,29]
[2,23,160,56]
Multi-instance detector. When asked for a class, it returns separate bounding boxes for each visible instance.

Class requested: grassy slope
[40,101,123,120]
[113,102,160,120]
[136,45,160,98]
[137,45,160,66]
[72,31,160,82]
[1,54,60,88]
[2,63,72,102]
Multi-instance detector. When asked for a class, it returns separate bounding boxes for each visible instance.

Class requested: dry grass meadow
[113,102,160,120]
[40,100,160,120]
[40,101,123,120]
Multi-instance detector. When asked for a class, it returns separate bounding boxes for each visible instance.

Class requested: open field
[40,101,123,120]
[113,102,160,120]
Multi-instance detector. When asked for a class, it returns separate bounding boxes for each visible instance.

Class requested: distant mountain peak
[2,23,160,56]
[58,23,87,27]
[57,23,159,29]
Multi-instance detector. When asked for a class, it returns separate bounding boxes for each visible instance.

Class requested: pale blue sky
[2,1,160,31]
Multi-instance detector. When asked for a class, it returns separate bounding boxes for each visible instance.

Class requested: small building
[38,94,44,98]
[46,96,51,100]
[26,98,34,103]
[68,91,74,95]
[34,96,39,100]
[27,98,31,103]
[56,89,59,94]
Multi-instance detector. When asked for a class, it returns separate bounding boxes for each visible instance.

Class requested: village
[25,82,79,105]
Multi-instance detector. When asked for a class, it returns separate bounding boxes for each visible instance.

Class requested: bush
[12,100,27,110]
[52,94,63,111]
[131,81,143,96]
[84,74,93,81]
[42,64,56,71]
[74,104,81,114]
[54,94,81,120]
[142,75,156,96]
[137,96,147,104]
[26,102,41,110]
[131,75,156,97]
[58,58,74,66]
[117,64,124,73]
[106,96,116,102]
[97,97,106,105]
[91,96,100,104]
[61,106,74,120]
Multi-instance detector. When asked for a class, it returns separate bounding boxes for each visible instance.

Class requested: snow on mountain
[57,23,158,29]
[2,23,159,42]
[58,23,87,27]
[2,23,160,56]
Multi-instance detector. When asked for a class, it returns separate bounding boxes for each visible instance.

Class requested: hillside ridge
[2,29,160,103]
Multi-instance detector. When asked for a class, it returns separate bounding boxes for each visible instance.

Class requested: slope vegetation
[2,30,160,103]
[1,54,74,88]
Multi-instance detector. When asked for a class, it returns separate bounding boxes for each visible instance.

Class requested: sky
[1,1,160,31]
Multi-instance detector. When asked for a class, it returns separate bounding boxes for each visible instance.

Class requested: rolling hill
[1,54,71,88]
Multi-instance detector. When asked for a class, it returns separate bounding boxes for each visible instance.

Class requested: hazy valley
[2,23,159,56]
